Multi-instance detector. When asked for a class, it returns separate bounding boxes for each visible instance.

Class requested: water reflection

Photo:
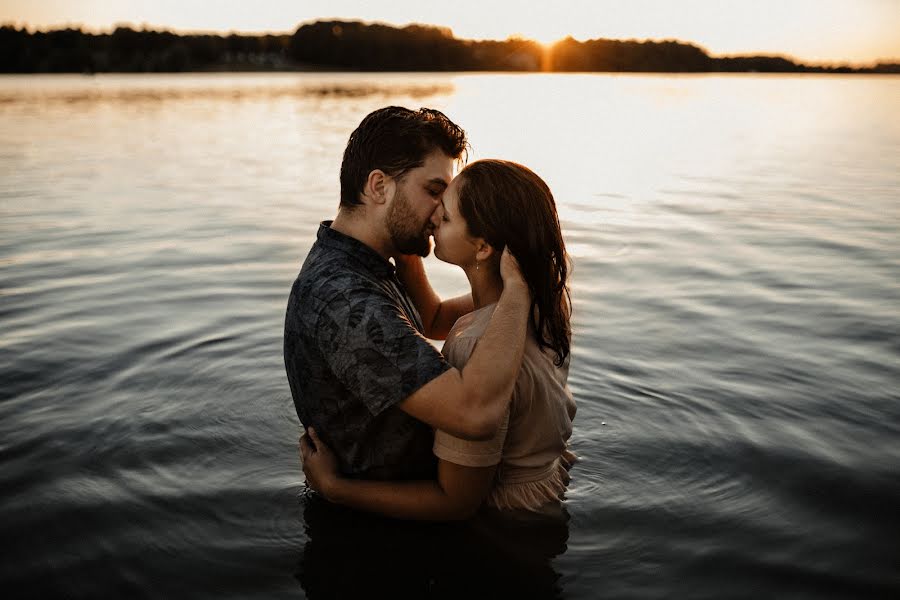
[296,492,569,599]
[2,73,899,599]
[0,74,455,106]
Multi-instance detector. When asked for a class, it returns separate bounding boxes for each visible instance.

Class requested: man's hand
[299,427,340,499]
[561,448,578,470]
[499,247,529,294]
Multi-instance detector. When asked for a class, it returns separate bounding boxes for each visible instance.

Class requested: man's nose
[430,204,444,227]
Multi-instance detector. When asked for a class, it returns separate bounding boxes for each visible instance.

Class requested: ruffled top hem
[486,458,570,512]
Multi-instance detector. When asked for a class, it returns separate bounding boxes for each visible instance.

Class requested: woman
[300,159,575,520]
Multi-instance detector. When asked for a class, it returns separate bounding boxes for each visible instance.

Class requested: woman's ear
[363,170,392,206]
[474,240,496,263]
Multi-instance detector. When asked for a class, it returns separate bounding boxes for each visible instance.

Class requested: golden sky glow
[1,0,898,64]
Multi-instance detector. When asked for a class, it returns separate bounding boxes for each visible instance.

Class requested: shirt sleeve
[314,287,451,416]
[433,406,510,467]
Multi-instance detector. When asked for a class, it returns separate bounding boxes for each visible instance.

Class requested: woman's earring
[476,260,480,271]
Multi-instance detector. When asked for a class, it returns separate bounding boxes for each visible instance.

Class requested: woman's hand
[392,252,419,270]
[299,427,340,499]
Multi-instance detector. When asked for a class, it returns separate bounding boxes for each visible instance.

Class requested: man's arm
[398,249,531,440]
[394,254,473,340]
[301,427,496,521]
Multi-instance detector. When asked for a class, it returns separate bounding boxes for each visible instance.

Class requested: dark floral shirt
[284,221,450,480]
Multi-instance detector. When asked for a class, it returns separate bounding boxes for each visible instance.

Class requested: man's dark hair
[339,106,468,208]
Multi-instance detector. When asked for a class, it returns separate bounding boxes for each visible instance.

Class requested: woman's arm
[300,427,495,521]
[394,254,473,340]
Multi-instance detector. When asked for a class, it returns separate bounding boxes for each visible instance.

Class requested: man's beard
[387,189,432,257]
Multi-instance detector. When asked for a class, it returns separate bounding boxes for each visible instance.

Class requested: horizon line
[3,18,898,68]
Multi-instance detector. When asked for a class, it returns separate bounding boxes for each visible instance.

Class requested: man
[284,106,531,481]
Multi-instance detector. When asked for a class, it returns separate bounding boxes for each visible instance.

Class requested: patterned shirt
[284,221,451,480]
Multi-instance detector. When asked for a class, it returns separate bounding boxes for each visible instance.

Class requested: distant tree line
[1,20,897,74]
[287,21,544,71]
[0,25,292,72]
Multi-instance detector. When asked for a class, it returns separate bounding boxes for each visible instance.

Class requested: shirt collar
[317,220,396,278]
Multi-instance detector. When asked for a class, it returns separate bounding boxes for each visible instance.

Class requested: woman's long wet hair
[456,159,571,366]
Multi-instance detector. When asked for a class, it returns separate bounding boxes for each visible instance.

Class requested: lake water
[1,72,899,599]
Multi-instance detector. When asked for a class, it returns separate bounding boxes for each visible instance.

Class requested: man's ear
[363,170,393,206]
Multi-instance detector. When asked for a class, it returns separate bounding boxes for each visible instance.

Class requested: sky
[2,0,899,64]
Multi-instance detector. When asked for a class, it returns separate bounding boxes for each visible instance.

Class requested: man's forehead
[414,151,454,182]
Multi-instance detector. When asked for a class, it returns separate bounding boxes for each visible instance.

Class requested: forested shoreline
[2,20,897,74]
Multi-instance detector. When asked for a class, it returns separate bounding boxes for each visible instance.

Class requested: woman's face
[433,176,479,268]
